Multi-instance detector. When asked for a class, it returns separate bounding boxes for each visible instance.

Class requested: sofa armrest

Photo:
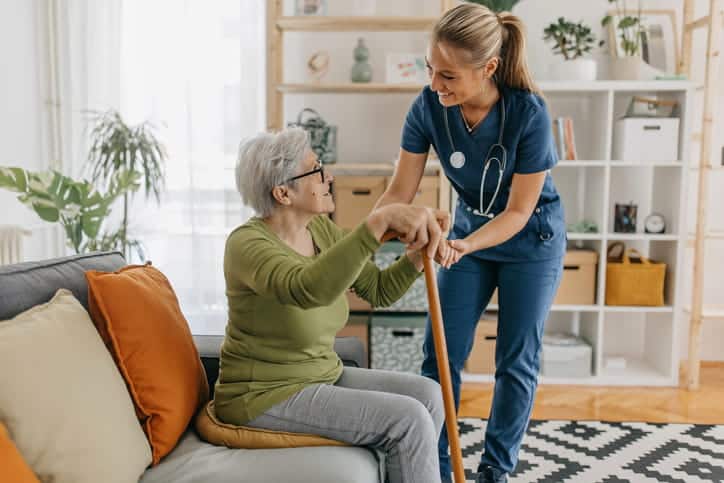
[192,334,367,399]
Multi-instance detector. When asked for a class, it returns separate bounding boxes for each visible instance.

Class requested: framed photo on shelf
[385,53,427,84]
[606,9,679,75]
[295,0,327,16]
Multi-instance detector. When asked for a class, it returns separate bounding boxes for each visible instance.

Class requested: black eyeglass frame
[281,165,325,184]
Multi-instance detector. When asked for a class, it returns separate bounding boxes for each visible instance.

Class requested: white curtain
[55,0,264,334]
[118,0,264,334]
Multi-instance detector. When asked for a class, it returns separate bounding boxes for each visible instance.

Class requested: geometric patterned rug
[459,418,724,482]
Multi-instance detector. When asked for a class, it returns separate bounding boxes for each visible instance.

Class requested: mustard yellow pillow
[195,401,347,449]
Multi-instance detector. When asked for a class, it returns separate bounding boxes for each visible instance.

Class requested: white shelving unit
[463,80,695,387]
[265,4,694,388]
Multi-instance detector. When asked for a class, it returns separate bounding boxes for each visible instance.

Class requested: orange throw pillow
[0,422,39,483]
[86,264,209,465]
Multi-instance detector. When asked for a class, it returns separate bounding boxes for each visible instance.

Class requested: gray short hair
[235,127,309,217]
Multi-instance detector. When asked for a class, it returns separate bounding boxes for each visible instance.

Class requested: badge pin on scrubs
[450,151,465,169]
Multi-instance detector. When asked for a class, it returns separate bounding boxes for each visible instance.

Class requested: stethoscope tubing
[443,93,507,219]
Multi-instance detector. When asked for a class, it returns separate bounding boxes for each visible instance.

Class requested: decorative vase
[548,58,597,81]
[608,56,662,81]
[350,38,373,83]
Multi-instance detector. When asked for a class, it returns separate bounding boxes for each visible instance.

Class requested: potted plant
[601,0,659,80]
[85,110,167,258]
[0,167,140,254]
[543,17,602,81]
[465,0,519,13]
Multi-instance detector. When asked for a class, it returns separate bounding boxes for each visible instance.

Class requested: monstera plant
[0,167,140,254]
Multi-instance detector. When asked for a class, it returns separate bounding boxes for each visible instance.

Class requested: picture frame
[295,0,327,16]
[606,9,679,75]
[385,53,427,84]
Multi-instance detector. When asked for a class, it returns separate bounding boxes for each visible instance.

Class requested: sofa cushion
[195,401,346,449]
[0,422,39,483]
[86,264,209,465]
[0,251,125,320]
[140,429,382,483]
[0,289,152,483]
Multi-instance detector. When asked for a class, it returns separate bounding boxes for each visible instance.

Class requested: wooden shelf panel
[278,83,424,93]
[277,16,437,32]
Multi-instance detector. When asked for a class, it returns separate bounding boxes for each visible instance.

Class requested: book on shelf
[552,116,578,161]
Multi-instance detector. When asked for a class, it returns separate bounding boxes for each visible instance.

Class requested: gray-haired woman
[214,127,449,483]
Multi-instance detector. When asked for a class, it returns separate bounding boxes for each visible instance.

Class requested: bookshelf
[464,81,695,387]
[265,1,694,387]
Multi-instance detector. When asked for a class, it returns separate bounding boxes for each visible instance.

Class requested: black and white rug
[458,418,724,482]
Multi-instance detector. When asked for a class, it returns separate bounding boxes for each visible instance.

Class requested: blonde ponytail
[432,4,540,95]
[496,12,539,95]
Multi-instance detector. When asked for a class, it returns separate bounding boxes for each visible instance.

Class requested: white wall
[0,0,56,261]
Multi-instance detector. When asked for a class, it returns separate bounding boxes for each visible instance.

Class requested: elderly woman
[214,127,447,483]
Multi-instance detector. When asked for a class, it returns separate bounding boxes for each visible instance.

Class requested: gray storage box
[374,241,433,312]
[541,333,593,378]
[370,314,427,373]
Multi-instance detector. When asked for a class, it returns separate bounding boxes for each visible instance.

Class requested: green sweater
[214,215,421,425]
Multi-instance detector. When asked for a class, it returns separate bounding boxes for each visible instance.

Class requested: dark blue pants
[421,254,563,478]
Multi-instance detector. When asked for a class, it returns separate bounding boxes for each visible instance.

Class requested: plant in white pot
[601,0,661,80]
[543,17,602,81]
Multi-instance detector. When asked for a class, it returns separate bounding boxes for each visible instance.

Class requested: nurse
[375,4,566,483]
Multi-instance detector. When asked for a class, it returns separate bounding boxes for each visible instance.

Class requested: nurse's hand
[434,240,455,269]
[444,238,473,267]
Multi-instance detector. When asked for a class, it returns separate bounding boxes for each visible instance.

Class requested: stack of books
[552,117,578,161]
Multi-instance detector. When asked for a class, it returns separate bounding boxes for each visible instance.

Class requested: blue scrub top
[401,85,566,262]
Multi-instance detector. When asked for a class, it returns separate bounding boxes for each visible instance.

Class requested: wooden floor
[459,362,724,424]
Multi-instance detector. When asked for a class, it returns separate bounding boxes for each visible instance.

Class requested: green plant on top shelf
[544,17,603,60]
[601,0,644,57]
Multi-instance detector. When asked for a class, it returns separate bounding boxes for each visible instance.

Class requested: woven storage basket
[605,243,666,306]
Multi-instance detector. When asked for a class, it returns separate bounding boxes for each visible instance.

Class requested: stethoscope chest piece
[450,151,466,169]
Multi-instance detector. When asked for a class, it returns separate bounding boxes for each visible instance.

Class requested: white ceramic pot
[548,58,597,81]
[608,56,661,80]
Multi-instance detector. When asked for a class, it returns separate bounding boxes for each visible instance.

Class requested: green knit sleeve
[315,216,422,308]
[225,221,380,308]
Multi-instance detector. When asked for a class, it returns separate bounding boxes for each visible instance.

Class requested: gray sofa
[0,252,382,483]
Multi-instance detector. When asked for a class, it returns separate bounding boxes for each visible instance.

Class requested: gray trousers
[245,366,444,483]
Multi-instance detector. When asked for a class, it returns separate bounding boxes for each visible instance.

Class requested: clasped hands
[366,203,471,270]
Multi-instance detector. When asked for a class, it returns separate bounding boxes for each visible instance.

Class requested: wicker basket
[605,243,666,306]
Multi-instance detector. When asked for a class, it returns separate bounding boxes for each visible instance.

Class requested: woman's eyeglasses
[282,165,325,184]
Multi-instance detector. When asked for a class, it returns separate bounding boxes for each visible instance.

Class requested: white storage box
[613,117,680,162]
[541,333,592,378]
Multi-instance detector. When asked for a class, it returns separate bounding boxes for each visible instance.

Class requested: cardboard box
[387,175,439,209]
[332,176,386,230]
[490,249,598,306]
[465,319,497,374]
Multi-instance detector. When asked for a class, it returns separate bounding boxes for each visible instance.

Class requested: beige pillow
[0,289,152,483]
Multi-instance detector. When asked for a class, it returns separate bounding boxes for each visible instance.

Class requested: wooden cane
[422,251,466,483]
[381,232,465,483]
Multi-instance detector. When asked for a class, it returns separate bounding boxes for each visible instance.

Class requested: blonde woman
[376,4,566,482]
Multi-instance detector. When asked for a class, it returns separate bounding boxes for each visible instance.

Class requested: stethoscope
[443,93,507,219]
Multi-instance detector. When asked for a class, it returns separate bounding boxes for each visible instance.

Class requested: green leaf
[32,202,60,222]
[0,167,28,192]
[81,213,103,238]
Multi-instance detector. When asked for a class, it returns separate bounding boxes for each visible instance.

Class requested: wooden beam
[277,83,425,94]
[688,0,723,391]
[266,0,283,131]
[680,0,696,75]
[276,16,437,32]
